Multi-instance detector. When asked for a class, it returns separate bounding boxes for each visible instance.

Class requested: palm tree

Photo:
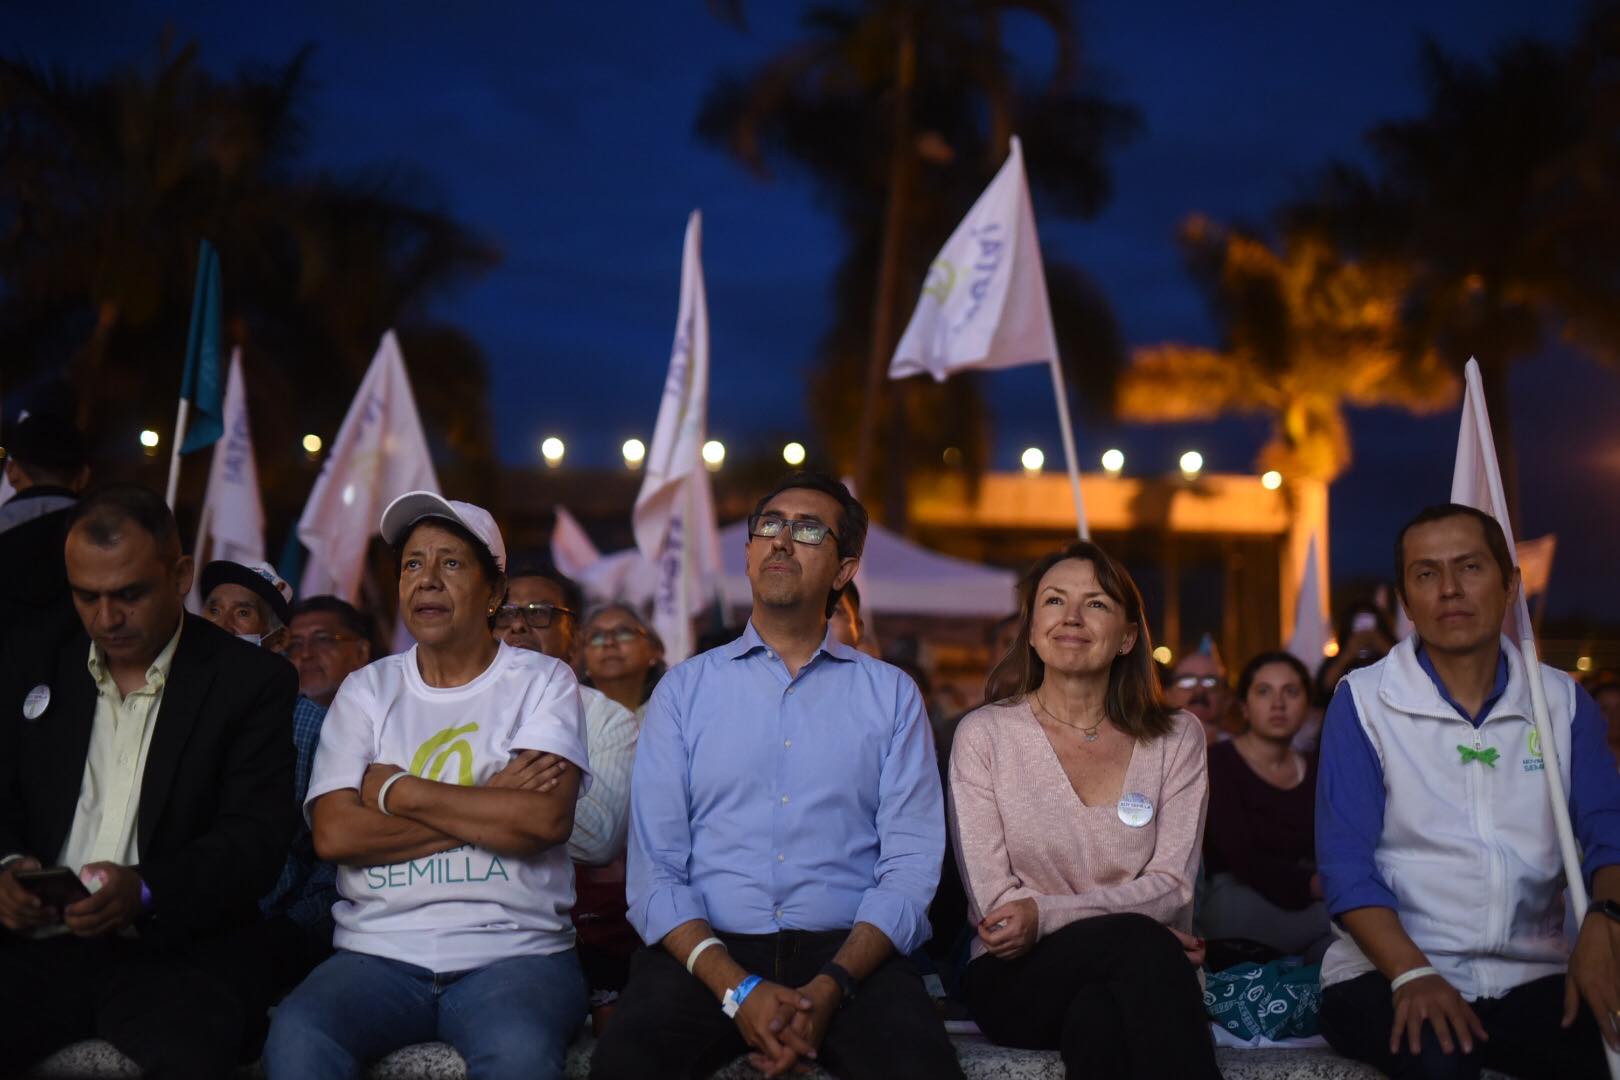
[1290,16,1620,507]
[0,41,498,525]
[1120,216,1456,483]
[698,0,1137,521]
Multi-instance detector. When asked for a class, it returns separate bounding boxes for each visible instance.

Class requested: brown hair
[986,541,1176,742]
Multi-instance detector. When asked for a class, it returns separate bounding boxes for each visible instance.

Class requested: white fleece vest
[1321,635,1579,1000]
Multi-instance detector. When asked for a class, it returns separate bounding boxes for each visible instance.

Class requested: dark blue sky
[15,2,1620,617]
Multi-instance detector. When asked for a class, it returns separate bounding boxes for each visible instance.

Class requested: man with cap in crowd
[198,558,341,1054]
[0,411,91,653]
[494,564,640,1029]
[199,558,295,651]
[0,484,297,1079]
[1166,633,1236,745]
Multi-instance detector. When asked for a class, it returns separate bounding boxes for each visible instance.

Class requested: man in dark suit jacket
[0,411,90,661]
[0,484,296,1079]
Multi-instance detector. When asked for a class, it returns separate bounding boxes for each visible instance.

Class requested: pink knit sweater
[947,700,1208,959]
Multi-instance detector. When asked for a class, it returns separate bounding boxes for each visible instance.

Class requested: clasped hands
[732,972,843,1078]
[0,857,144,937]
[358,750,570,811]
[975,897,1206,966]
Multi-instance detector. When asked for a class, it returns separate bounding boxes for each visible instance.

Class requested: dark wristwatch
[817,961,858,1003]
[1588,899,1620,926]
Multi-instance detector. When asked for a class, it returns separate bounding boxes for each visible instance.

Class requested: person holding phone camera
[0,484,297,1079]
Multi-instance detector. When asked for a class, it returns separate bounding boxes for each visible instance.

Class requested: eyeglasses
[285,632,361,657]
[747,513,835,547]
[1170,674,1225,691]
[586,626,648,648]
[493,602,575,630]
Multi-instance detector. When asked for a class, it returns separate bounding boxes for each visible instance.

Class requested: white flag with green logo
[889,136,1058,382]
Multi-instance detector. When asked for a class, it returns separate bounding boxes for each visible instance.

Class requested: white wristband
[686,936,726,975]
[377,771,410,817]
[1389,966,1440,994]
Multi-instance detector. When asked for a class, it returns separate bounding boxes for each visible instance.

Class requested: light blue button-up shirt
[627,621,944,955]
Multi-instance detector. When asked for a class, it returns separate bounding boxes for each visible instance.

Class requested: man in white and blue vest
[1317,503,1620,1078]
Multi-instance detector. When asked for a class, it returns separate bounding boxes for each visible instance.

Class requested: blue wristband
[733,974,763,1006]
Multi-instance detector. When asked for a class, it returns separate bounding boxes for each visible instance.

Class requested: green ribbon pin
[1457,745,1500,768]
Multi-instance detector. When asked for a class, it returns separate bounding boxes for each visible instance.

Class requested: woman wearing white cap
[264,492,592,1080]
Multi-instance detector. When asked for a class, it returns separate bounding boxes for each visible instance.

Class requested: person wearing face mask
[946,540,1218,1080]
[264,492,591,1080]
[494,565,640,1030]
[199,559,294,651]
[1200,650,1331,964]
[580,604,665,721]
[1165,636,1236,746]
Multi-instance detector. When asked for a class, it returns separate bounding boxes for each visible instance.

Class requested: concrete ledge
[30,1034,1510,1079]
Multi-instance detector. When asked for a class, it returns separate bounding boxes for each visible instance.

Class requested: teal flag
[179,238,225,453]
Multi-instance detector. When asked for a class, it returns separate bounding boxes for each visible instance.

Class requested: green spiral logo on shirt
[1528,729,1542,759]
[409,723,480,786]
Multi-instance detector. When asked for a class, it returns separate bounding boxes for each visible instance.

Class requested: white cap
[379,491,506,574]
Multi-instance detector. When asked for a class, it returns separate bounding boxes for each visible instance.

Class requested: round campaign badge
[22,684,50,721]
[1117,792,1154,828]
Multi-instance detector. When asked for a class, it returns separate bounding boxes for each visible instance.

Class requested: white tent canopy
[565,519,1017,619]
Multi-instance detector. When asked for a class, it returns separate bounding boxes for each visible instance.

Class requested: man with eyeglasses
[494,566,641,1029]
[1165,634,1235,746]
[285,596,374,708]
[593,472,960,1080]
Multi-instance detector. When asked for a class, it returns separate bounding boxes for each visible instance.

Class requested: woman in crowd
[947,541,1218,1079]
[1201,650,1333,963]
[580,603,665,720]
[264,493,590,1080]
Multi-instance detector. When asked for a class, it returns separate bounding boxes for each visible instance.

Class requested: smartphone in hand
[14,867,91,908]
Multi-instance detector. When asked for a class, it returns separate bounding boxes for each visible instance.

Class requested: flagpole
[1461,367,1617,1077]
[164,397,191,511]
[1047,356,1088,540]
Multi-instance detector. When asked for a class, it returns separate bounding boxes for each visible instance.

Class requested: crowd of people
[3,409,1620,1080]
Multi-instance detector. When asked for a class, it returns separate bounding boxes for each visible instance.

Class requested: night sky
[14,1,1620,619]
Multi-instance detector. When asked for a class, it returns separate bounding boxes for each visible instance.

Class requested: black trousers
[0,932,241,1080]
[961,912,1220,1080]
[589,929,964,1080]
[1321,969,1607,1079]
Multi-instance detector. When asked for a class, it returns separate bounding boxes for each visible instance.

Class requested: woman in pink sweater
[948,541,1218,1079]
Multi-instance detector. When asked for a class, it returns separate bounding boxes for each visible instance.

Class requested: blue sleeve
[1567,684,1620,885]
[624,672,710,946]
[853,672,945,955]
[1316,683,1398,917]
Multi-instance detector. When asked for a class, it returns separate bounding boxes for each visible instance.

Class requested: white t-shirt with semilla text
[305,641,591,972]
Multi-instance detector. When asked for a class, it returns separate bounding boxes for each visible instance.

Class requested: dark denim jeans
[262,947,586,1080]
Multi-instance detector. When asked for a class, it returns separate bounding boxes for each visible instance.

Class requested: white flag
[297,330,440,604]
[550,505,602,580]
[889,136,1059,382]
[1286,535,1330,670]
[188,349,265,608]
[632,211,723,664]
[1449,357,1532,641]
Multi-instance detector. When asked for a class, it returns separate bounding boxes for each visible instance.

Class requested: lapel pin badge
[22,684,50,721]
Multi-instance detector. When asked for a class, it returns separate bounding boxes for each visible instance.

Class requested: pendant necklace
[1036,696,1105,742]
